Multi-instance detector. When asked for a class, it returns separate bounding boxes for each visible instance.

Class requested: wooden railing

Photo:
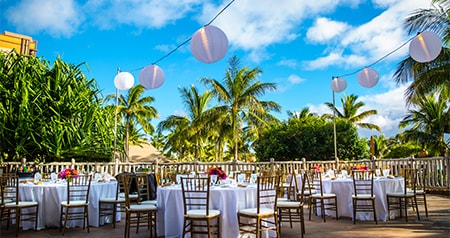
[1,154,448,189]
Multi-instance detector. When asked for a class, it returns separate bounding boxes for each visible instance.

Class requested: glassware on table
[375,169,381,177]
[250,173,258,184]
[382,169,390,177]
[237,174,245,184]
[176,174,182,184]
[341,170,348,178]
[210,175,218,185]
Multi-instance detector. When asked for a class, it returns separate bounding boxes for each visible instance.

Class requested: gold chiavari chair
[238,175,280,238]
[59,174,92,235]
[98,173,127,228]
[308,169,338,222]
[277,171,305,237]
[351,169,377,224]
[386,168,420,222]
[181,175,221,237]
[0,173,39,237]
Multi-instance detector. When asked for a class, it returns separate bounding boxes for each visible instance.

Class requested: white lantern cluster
[331,31,442,92]
[114,25,228,91]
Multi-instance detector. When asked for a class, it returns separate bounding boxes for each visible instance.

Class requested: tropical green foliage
[199,56,281,161]
[106,85,158,162]
[325,94,381,132]
[254,117,369,161]
[0,51,113,162]
[399,89,450,156]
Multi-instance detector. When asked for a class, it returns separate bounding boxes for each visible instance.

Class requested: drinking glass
[375,169,381,177]
[211,175,218,185]
[237,174,245,184]
[382,169,390,177]
[250,173,258,184]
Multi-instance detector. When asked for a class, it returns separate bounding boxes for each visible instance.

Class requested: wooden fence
[1,154,448,189]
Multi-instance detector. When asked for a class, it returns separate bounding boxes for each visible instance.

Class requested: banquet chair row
[0,173,39,237]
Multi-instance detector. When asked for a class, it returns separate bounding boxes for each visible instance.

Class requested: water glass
[382,169,390,177]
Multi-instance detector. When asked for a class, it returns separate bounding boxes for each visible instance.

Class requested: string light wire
[125,0,236,73]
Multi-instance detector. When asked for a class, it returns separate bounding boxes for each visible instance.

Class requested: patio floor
[1,194,449,238]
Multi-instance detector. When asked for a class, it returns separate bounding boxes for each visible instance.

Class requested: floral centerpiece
[205,167,227,180]
[58,168,79,181]
[353,164,369,171]
[311,166,321,172]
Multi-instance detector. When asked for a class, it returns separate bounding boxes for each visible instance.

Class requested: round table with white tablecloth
[320,177,404,221]
[157,183,260,238]
[18,180,118,230]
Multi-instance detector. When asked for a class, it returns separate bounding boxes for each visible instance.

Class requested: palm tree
[157,85,213,162]
[200,56,281,162]
[393,0,449,103]
[398,89,450,155]
[287,107,318,120]
[325,94,381,132]
[108,85,158,162]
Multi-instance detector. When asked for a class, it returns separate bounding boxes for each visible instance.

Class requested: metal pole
[333,89,338,162]
[113,68,120,161]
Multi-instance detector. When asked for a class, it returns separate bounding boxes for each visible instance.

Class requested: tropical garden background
[0,1,449,163]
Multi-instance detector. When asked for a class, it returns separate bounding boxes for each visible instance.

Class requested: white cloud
[306,17,350,44]
[5,0,82,37]
[288,74,306,84]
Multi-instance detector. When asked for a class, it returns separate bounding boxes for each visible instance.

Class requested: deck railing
[1,154,448,189]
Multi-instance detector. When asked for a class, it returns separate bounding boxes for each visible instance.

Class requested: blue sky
[1,0,435,138]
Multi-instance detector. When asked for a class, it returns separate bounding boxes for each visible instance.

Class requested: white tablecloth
[157,184,259,238]
[18,180,118,230]
[320,177,404,221]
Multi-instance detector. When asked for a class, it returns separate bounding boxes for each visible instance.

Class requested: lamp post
[331,77,347,163]
[113,69,134,162]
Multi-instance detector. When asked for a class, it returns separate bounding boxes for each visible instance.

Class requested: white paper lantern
[409,31,442,63]
[190,25,228,64]
[114,72,134,90]
[139,65,165,89]
[357,68,379,88]
[331,77,347,92]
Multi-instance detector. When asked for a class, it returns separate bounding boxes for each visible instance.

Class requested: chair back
[180,176,211,216]
[135,173,150,202]
[296,172,308,203]
[256,175,278,214]
[0,174,19,205]
[65,174,92,204]
[352,170,374,197]
[309,169,325,196]
[403,167,418,194]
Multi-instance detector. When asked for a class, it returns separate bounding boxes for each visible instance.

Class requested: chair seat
[352,194,375,199]
[277,201,303,208]
[100,197,126,203]
[186,209,220,218]
[140,200,157,205]
[277,197,289,202]
[128,204,157,212]
[311,193,336,198]
[120,192,138,199]
[5,201,38,208]
[407,189,425,194]
[239,207,274,216]
[61,200,89,207]
[387,193,415,198]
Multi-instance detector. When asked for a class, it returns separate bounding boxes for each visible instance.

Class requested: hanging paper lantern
[139,65,165,89]
[357,68,379,88]
[190,25,228,64]
[409,31,442,63]
[114,72,134,90]
[331,77,347,92]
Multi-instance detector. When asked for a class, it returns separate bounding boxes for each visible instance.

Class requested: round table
[18,180,117,230]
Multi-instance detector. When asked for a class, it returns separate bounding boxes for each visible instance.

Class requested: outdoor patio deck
[1,194,449,238]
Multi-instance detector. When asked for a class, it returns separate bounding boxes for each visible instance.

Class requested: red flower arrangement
[311,166,321,172]
[205,167,227,180]
[58,168,79,181]
[353,164,369,171]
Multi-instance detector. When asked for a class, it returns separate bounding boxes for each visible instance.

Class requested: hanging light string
[336,35,416,79]
[125,0,235,73]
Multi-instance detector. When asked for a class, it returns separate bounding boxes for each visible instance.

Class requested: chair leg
[372,199,378,224]
[423,194,428,217]
[321,199,326,223]
[86,205,90,232]
[352,199,357,224]
[14,208,20,237]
